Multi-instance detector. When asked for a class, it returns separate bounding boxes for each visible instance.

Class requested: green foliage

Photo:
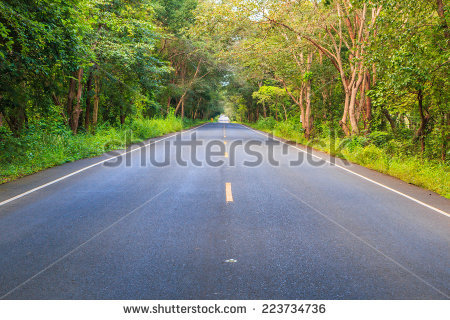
[0,0,222,183]
[247,120,449,198]
[0,116,203,184]
[0,0,87,132]
[153,0,198,34]
[1,0,448,200]
[274,121,298,138]
[341,136,370,153]
[369,131,393,147]
[194,0,449,196]
[131,114,183,140]
[254,117,277,130]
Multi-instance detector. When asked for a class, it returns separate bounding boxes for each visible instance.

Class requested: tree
[0,0,87,135]
[368,0,449,156]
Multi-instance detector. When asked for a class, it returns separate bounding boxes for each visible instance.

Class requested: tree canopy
[0,0,448,165]
[193,0,449,160]
[0,0,224,136]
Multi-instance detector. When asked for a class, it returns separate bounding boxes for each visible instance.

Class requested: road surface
[0,123,449,299]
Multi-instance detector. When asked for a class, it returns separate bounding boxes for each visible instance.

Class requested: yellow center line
[225,183,233,202]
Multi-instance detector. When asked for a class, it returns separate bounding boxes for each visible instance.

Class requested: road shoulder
[240,124,450,216]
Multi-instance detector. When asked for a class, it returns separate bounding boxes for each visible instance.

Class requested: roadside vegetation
[0,0,220,182]
[0,114,203,184]
[247,118,449,198]
[192,0,449,198]
[1,0,449,198]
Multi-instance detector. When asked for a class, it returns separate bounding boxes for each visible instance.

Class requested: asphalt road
[0,123,449,299]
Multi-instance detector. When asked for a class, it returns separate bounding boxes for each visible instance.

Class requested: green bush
[245,120,449,198]
[275,121,296,136]
[369,131,393,147]
[255,116,277,130]
[341,136,370,153]
[0,116,202,184]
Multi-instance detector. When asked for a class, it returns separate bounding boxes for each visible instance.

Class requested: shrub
[245,120,449,198]
[255,116,277,130]
[369,131,393,147]
[341,136,370,153]
[0,116,200,184]
[275,121,296,136]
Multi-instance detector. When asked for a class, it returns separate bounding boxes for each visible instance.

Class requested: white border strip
[0,123,208,207]
[243,124,450,218]
[0,188,169,299]
[284,188,449,298]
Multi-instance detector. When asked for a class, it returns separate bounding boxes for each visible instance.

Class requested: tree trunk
[363,72,372,131]
[175,59,203,117]
[339,90,351,136]
[304,52,313,139]
[85,70,93,132]
[71,68,84,134]
[66,71,77,130]
[414,89,430,154]
[356,75,365,123]
[305,84,312,139]
[181,97,185,122]
[0,112,3,127]
[382,108,396,132]
[5,106,27,136]
[441,111,448,161]
[93,73,100,133]
[348,85,360,135]
[319,52,330,120]
[436,0,450,41]
[282,104,288,121]
[175,92,186,115]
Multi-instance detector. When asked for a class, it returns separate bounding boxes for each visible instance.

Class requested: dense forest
[0,0,449,197]
[0,0,224,133]
[193,0,449,197]
[0,0,224,182]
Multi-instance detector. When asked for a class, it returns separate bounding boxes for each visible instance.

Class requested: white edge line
[242,124,450,218]
[0,188,169,299]
[0,123,208,207]
[283,188,450,299]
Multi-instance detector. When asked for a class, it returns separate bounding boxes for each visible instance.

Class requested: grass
[245,119,450,199]
[0,115,204,184]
